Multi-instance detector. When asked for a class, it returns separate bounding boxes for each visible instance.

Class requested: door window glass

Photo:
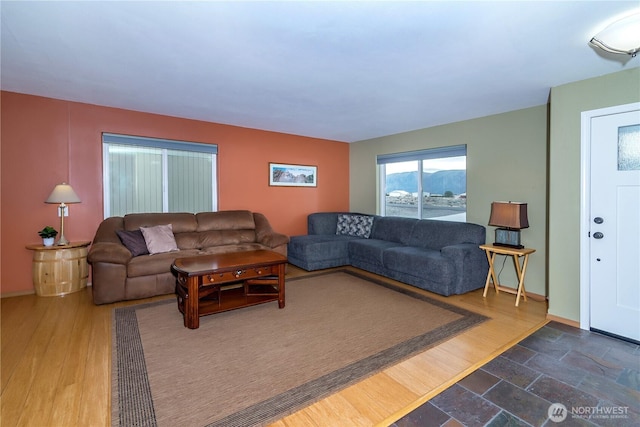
[618,124,640,171]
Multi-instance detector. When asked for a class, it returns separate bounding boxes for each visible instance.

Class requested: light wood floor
[1,265,547,427]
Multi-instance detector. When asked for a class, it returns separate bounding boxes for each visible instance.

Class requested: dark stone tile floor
[393,322,640,427]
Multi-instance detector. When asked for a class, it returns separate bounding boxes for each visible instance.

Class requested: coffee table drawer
[201,265,276,285]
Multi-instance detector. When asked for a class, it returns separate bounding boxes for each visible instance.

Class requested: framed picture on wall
[269,163,317,187]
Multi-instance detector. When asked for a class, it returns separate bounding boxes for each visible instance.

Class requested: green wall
[350,105,549,296]
[349,67,640,320]
[548,67,640,323]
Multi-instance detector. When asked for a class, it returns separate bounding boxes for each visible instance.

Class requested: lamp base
[494,228,524,249]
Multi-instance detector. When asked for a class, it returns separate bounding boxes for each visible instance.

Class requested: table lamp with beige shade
[45,182,81,246]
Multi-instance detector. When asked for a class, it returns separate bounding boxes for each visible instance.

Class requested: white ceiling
[1,1,639,143]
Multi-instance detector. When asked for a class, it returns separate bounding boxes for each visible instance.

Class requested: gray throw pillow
[116,229,150,257]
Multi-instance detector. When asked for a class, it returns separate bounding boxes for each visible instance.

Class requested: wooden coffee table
[171,249,287,329]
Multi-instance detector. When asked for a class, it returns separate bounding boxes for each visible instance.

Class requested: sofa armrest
[441,243,487,267]
[440,243,489,293]
[258,231,290,248]
[440,243,479,257]
[88,242,132,265]
[253,212,290,248]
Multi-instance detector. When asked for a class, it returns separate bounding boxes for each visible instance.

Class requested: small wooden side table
[25,241,91,297]
[480,244,536,307]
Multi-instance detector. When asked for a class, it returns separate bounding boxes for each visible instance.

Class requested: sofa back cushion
[122,213,197,250]
[104,211,262,251]
[195,210,257,249]
[124,213,198,233]
[308,212,344,235]
[408,220,486,250]
[196,210,255,231]
[370,217,417,244]
[194,230,257,249]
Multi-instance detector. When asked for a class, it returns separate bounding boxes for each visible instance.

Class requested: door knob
[594,217,604,224]
[593,232,604,239]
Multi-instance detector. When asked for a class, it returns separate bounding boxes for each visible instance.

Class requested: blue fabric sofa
[287,212,489,296]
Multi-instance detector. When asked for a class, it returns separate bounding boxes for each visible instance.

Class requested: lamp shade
[488,201,529,229]
[45,183,81,204]
[589,11,640,57]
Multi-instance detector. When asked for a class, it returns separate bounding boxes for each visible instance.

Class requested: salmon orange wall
[0,91,350,295]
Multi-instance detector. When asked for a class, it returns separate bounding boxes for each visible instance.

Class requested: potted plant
[38,226,58,247]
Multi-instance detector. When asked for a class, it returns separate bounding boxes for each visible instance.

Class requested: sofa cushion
[127,249,201,277]
[116,229,149,257]
[383,246,455,285]
[174,232,200,250]
[124,212,198,233]
[308,212,343,235]
[370,217,417,244]
[196,210,255,231]
[336,214,374,238]
[140,224,179,254]
[408,220,486,250]
[288,234,356,262]
[197,229,257,248]
[348,239,404,265]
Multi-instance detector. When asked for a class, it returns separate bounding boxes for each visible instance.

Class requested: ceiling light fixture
[589,11,640,57]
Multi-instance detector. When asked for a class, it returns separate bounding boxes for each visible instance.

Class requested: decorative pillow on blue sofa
[336,214,374,238]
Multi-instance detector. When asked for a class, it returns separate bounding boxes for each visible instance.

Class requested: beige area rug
[112,270,487,427]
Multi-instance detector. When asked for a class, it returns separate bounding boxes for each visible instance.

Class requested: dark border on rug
[112,269,488,427]
[112,300,168,427]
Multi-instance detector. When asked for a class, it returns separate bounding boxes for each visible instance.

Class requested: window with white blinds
[102,133,217,217]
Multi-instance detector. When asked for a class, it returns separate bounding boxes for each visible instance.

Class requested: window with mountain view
[377,145,466,221]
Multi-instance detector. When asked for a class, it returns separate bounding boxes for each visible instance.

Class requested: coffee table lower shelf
[176,281,281,318]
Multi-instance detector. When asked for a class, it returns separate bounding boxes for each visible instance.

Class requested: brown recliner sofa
[88,210,289,304]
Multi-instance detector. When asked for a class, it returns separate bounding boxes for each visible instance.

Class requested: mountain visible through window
[378,146,466,221]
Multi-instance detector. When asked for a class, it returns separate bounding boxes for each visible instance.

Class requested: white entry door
[588,104,640,343]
